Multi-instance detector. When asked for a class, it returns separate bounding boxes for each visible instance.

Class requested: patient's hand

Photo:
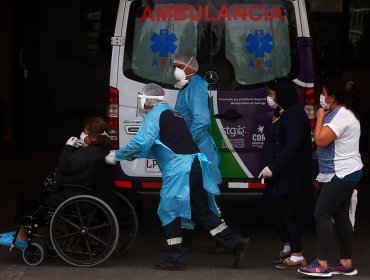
[105,151,117,165]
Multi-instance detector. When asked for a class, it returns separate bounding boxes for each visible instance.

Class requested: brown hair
[322,77,364,120]
[83,117,111,149]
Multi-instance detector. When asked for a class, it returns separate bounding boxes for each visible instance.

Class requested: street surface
[1,225,370,280]
[1,183,370,280]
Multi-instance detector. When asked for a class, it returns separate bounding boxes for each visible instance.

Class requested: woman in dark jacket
[259,77,312,270]
[0,117,111,249]
[54,117,111,189]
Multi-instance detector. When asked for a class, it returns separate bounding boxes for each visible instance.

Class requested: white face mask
[320,94,330,110]
[174,67,186,81]
[174,79,189,89]
[266,96,278,109]
[173,57,195,89]
[80,131,89,147]
[174,67,189,89]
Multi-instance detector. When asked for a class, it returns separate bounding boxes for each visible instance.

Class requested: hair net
[174,53,199,72]
[141,83,165,106]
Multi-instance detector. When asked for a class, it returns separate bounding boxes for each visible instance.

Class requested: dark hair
[268,77,298,110]
[322,77,364,120]
[83,117,111,149]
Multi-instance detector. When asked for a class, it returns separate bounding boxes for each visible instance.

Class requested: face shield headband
[136,91,166,116]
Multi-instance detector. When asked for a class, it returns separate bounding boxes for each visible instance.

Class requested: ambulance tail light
[107,86,119,149]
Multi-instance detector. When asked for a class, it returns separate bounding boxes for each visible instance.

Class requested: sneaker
[273,250,291,264]
[0,233,28,250]
[233,237,250,269]
[298,259,332,277]
[330,262,358,276]
[153,260,187,271]
[275,257,307,270]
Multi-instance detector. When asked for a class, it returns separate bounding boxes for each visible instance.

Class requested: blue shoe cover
[0,231,16,238]
[0,233,27,250]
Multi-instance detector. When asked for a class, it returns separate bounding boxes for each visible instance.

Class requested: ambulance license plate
[145,159,160,173]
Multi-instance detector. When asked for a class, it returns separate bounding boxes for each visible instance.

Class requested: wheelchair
[11,181,138,267]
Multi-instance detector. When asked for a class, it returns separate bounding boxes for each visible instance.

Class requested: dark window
[347,1,370,70]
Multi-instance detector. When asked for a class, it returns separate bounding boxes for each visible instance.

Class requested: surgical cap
[141,83,165,106]
[142,83,165,97]
[174,53,199,72]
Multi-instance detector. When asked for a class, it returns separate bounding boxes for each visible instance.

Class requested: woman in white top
[299,78,364,277]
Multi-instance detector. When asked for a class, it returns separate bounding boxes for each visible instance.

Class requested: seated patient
[0,117,111,249]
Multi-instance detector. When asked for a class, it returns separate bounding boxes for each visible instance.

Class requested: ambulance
[107,0,317,198]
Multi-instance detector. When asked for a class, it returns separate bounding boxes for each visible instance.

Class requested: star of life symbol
[246,30,273,58]
[258,125,264,133]
[150,29,177,57]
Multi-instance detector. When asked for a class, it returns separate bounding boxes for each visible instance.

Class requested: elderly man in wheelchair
[0,117,138,267]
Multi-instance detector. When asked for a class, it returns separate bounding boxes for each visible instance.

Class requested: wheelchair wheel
[109,191,138,256]
[49,195,119,267]
[23,243,44,266]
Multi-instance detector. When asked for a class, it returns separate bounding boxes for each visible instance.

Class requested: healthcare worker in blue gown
[173,53,222,187]
[173,53,227,252]
[105,83,249,270]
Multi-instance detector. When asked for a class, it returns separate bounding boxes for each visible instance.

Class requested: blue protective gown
[175,75,222,185]
[114,103,220,226]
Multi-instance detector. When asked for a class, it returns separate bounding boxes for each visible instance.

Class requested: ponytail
[345,81,364,120]
[322,77,364,120]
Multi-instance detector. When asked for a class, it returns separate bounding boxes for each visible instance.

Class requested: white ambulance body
[108,0,316,197]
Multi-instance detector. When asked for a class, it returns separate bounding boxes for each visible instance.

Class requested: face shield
[136,91,166,117]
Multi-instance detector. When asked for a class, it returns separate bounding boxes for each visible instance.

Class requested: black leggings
[315,180,356,260]
[262,185,302,253]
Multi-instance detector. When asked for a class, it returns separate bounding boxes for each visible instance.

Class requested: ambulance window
[224,3,298,86]
[124,1,199,88]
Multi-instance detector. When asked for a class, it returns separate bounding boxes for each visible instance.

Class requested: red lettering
[141,4,284,22]
[189,5,202,21]
[205,5,216,21]
[156,6,172,21]
[233,5,246,20]
[217,5,231,21]
[256,59,263,67]
[141,6,154,22]
[249,5,262,21]
[264,6,269,21]
[270,6,285,22]
[160,58,167,67]
[174,5,187,21]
